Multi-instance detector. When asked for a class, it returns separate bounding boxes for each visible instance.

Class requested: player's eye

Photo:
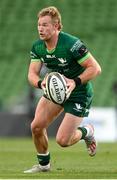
[42,23,48,27]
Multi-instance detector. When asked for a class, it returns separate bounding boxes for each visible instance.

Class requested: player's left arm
[79,53,102,84]
[65,40,101,95]
[65,54,101,97]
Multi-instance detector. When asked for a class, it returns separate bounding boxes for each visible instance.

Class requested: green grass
[0,138,117,179]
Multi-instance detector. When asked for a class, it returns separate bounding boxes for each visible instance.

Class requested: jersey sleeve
[30,44,41,62]
[70,39,90,64]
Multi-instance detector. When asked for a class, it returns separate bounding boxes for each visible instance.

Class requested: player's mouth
[39,33,45,37]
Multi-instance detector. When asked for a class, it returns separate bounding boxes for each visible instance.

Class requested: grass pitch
[0,138,117,179]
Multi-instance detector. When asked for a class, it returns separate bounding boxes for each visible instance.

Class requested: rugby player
[24,6,101,173]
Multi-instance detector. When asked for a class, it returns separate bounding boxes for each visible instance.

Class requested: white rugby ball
[46,72,67,105]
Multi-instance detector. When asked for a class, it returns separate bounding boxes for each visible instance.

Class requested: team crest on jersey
[58,58,67,64]
[73,103,83,112]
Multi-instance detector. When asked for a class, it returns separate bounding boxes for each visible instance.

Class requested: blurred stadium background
[0,0,117,140]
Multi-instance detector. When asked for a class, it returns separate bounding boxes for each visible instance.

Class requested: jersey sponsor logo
[46,55,56,58]
[58,58,67,64]
[70,40,83,52]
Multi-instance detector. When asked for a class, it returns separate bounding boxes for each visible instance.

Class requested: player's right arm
[28,61,43,88]
[28,41,44,88]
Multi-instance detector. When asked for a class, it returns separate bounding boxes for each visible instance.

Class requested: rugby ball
[46,72,67,105]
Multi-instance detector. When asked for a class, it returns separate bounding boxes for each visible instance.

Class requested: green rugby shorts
[63,95,93,117]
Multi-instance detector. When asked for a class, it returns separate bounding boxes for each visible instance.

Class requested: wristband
[74,77,82,86]
[37,80,42,89]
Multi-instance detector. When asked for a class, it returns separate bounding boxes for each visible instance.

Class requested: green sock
[78,127,87,139]
[37,152,50,166]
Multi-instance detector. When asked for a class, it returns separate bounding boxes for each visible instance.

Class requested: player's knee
[56,135,69,147]
[31,120,43,136]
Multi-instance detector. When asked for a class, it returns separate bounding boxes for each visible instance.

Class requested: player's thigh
[56,113,83,141]
[33,96,63,128]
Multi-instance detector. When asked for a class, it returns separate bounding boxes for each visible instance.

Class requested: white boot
[24,163,50,173]
[84,124,97,156]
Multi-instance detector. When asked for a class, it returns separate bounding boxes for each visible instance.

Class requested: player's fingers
[66,88,72,99]
[43,87,47,95]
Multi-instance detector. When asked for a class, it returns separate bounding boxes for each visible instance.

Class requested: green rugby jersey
[30,31,93,102]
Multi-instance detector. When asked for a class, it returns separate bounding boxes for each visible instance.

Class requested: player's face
[38,16,57,41]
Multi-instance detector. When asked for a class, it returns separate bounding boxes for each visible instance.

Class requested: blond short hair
[38,6,63,30]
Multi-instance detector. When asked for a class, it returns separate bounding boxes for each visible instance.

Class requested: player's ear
[54,22,59,30]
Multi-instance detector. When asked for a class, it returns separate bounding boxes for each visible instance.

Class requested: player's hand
[63,76,76,99]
